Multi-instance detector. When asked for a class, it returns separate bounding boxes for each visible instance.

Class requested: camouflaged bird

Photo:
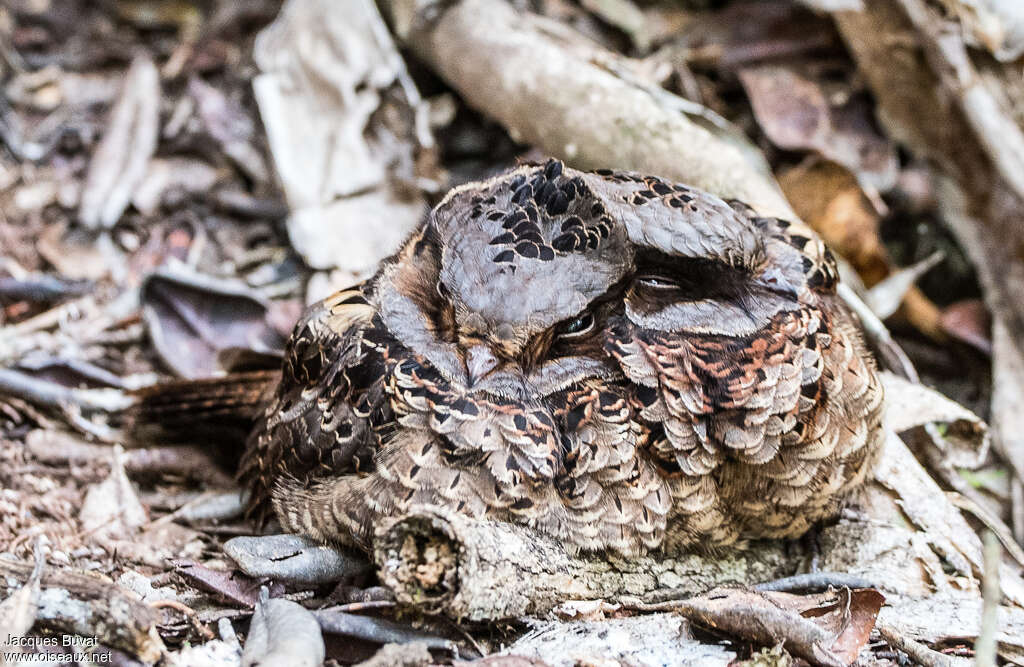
[239,160,885,556]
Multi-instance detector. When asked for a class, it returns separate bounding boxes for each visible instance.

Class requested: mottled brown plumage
[239,160,885,556]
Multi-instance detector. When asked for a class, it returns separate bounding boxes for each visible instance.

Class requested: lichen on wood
[373,505,793,621]
[0,558,165,663]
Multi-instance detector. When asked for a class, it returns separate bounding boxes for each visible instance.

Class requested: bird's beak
[465,345,501,386]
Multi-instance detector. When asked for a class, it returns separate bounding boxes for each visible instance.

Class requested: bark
[0,558,165,663]
[833,0,1024,488]
[373,505,794,621]
[380,0,795,221]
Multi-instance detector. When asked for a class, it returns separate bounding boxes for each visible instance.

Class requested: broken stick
[0,558,165,662]
[372,505,792,621]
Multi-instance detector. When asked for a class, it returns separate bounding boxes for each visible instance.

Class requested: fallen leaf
[224,534,371,586]
[882,370,990,467]
[242,592,325,667]
[80,445,149,542]
[795,588,885,664]
[739,66,897,190]
[286,192,424,274]
[78,56,160,229]
[252,0,432,276]
[174,559,271,608]
[669,586,884,667]
[779,159,888,285]
[780,158,944,339]
[140,267,285,378]
[941,299,992,355]
[866,251,944,320]
[188,76,269,185]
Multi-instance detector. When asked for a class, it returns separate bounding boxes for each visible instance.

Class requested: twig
[318,601,397,614]
[0,274,92,302]
[947,492,1024,570]
[877,622,963,667]
[0,368,133,412]
[753,572,876,593]
[151,599,215,640]
[975,530,1000,667]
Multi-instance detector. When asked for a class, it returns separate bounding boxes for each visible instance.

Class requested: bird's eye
[436,281,451,299]
[636,275,679,290]
[558,312,595,339]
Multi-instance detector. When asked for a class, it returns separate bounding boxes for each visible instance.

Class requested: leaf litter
[0,0,1023,665]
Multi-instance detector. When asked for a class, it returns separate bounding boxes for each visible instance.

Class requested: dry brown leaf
[670,586,884,666]
[941,298,992,355]
[140,267,285,378]
[78,56,160,230]
[882,371,990,468]
[189,76,269,185]
[739,65,897,189]
[793,589,885,664]
[780,158,944,338]
[242,594,325,667]
[780,159,888,284]
[174,559,273,608]
[80,445,148,542]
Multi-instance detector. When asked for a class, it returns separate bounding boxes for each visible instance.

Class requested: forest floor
[2,0,1024,665]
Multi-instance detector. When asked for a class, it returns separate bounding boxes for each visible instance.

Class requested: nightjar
[240,160,885,556]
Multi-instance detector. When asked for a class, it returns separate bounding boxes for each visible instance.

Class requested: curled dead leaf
[140,267,285,378]
[739,66,897,190]
[643,586,885,667]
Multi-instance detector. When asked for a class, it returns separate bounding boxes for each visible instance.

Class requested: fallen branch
[381,0,794,220]
[0,558,165,662]
[876,623,966,667]
[0,368,133,412]
[373,505,792,621]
